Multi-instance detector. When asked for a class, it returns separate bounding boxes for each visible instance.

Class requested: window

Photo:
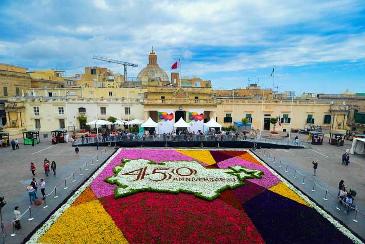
[280,114,291,123]
[35,119,41,129]
[91,68,96,75]
[100,107,106,115]
[16,87,20,96]
[246,114,252,123]
[195,96,199,103]
[125,107,131,115]
[48,92,53,97]
[224,113,232,123]
[323,115,331,124]
[59,119,65,129]
[108,91,113,97]
[306,114,314,124]
[58,107,64,115]
[33,107,40,116]
[3,87,8,96]
[78,107,86,113]
[161,96,165,103]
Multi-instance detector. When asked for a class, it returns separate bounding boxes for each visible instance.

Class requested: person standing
[15,138,19,149]
[31,178,38,193]
[312,161,318,176]
[27,184,36,205]
[44,161,50,177]
[10,139,16,150]
[30,162,36,176]
[75,146,79,155]
[14,206,21,230]
[51,161,57,176]
[40,179,46,199]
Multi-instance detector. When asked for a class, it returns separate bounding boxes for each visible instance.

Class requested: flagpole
[179,58,181,88]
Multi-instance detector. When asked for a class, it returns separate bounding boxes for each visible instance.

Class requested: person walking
[14,206,21,230]
[312,161,318,176]
[51,161,57,176]
[75,146,79,155]
[40,179,46,199]
[30,162,36,176]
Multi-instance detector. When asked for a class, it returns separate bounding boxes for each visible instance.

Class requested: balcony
[143,98,217,105]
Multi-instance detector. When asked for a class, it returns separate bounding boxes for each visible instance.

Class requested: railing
[255,149,364,239]
[72,134,305,148]
[0,149,111,243]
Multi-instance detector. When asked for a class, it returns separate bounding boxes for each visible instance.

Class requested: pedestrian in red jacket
[44,162,50,177]
[30,162,36,176]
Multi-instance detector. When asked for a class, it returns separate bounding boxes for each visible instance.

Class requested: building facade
[2,49,364,134]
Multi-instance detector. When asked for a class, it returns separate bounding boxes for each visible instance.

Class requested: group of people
[10,138,20,150]
[341,150,351,166]
[338,180,356,210]
[27,178,47,205]
[30,158,57,177]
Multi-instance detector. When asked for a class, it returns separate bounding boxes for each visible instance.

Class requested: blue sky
[0,0,364,94]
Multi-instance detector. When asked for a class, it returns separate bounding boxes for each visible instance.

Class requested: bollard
[54,187,59,199]
[72,172,76,182]
[85,162,89,171]
[278,161,282,168]
[302,176,305,185]
[97,154,99,162]
[217,142,220,148]
[311,183,316,192]
[285,165,288,173]
[28,206,34,221]
[64,179,68,190]
[273,156,276,162]
[336,201,341,211]
[353,209,358,223]
[43,196,48,209]
[293,170,297,179]
[79,167,83,176]
[323,190,328,201]
[10,221,16,237]
[90,159,94,166]
[105,148,107,153]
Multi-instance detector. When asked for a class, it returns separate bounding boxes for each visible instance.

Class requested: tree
[77,115,87,130]
[241,118,249,125]
[107,116,117,123]
[270,117,278,132]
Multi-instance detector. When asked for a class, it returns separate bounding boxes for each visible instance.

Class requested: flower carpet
[29,149,360,243]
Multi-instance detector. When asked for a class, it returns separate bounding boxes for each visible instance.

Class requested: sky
[0,0,364,95]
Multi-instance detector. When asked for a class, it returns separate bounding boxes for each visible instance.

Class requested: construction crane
[93,56,138,82]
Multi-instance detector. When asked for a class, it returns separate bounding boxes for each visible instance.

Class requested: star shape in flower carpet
[269,182,310,206]
[176,150,217,165]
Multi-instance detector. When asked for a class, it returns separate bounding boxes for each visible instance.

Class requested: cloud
[0,0,364,85]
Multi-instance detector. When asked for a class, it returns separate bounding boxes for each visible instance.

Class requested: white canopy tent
[114,119,128,125]
[86,120,112,126]
[85,120,112,149]
[204,119,222,128]
[141,117,158,128]
[126,119,143,125]
[350,137,365,155]
[174,118,191,128]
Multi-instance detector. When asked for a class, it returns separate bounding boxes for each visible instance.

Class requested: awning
[350,137,365,155]
[126,119,143,125]
[86,120,112,126]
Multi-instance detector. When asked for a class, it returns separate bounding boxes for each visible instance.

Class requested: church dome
[137,49,169,83]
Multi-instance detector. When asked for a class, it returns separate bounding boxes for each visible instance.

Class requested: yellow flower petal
[269,182,310,206]
[177,150,216,165]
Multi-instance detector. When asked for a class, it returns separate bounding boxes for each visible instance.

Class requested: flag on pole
[171,61,178,70]
[270,67,275,77]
